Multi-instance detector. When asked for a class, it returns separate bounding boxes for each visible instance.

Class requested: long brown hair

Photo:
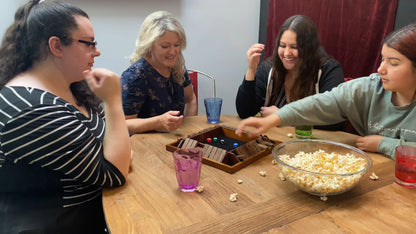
[269,15,331,104]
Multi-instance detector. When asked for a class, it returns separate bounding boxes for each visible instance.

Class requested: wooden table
[103,115,416,233]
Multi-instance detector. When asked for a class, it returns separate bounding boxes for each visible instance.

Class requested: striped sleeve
[1,105,125,188]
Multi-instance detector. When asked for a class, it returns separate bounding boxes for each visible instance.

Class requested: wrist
[271,111,282,126]
[245,69,256,81]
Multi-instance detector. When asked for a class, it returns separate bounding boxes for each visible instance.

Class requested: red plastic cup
[173,148,203,192]
[395,145,416,188]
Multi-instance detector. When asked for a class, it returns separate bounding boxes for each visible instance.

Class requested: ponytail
[0,0,40,88]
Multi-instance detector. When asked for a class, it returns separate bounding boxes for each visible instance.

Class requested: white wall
[1,0,260,115]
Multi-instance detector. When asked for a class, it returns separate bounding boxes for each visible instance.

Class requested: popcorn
[196,185,204,193]
[229,193,238,202]
[278,150,367,194]
[237,179,243,184]
[320,196,328,201]
[287,133,294,138]
[279,172,286,181]
[271,159,277,165]
[259,171,267,177]
[369,172,379,180]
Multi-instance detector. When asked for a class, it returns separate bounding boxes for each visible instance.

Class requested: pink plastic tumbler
[173,148,203,192]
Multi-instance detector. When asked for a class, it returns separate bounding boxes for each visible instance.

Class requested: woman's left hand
[355,135,383,153]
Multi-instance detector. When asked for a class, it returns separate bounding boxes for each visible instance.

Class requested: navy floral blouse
[121,58,192,118]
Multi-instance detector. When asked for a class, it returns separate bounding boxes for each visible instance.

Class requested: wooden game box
[165,125,281,173]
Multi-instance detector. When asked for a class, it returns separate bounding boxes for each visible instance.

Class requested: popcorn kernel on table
[196,185,204,193]
[369,172,379,180]
[271,159,277,165]
[259,171,267,177]
[237,179,243,184]
[229,193,238,202]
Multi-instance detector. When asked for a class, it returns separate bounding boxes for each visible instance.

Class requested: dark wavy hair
[269,15,332,104]
[0,0,101,112]
[383,23,416,68]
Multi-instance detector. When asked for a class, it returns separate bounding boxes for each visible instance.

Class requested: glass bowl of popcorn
[272,140,372,196]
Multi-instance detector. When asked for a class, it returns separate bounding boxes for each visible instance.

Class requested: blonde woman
[121,11,197,133]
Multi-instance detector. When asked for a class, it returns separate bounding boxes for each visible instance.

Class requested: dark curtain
[265,0,398,78]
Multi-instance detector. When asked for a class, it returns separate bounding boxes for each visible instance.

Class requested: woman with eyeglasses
[121,11,198,134]
[236,15,345,131]
[0,0,131,232]
[236,23,416,159]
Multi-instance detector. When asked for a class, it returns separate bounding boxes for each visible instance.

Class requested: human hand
[83,68,121,103]
[246,44,265,80]
[235,113,281,138]
[355,135,383,153]
[260,106,279,117]
[159,111,184,132]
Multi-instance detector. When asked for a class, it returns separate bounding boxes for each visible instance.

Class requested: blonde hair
[130,11,187,84]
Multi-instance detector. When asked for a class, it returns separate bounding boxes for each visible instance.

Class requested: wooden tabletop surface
[103,115,416,233]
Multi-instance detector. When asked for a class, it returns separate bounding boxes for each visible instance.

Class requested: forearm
[277,92,347,126]
[125,115,162,133]
[103,98,132,178]
[184,98,197,116]
[245,68,256,81]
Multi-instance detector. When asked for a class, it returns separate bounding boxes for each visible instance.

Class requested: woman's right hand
[245,43,265,81]
[235,112,281,138]
[159,111,184,132]
[83,68,121,104]
[260,106,279,117]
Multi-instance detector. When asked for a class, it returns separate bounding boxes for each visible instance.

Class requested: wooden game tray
[166,125,281,173]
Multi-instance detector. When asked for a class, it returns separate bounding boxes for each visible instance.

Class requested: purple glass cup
[173,148,203,192]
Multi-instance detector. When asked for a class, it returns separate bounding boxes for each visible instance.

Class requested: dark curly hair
[0,0,101,112]
[269,15,332,104]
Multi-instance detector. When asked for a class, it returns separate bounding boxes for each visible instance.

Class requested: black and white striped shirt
[0,86,125,233]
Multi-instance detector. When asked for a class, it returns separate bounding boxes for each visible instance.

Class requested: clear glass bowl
[272,140,372,196]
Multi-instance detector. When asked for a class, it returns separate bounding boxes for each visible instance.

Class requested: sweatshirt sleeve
[314,59,346,131]
[278,76,373,132]
[277,89,349,127]
[379,135,416,159]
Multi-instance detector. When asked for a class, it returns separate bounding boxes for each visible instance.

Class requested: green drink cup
[295,125,313,139]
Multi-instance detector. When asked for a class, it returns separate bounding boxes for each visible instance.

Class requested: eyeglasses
[77,39,98,50]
